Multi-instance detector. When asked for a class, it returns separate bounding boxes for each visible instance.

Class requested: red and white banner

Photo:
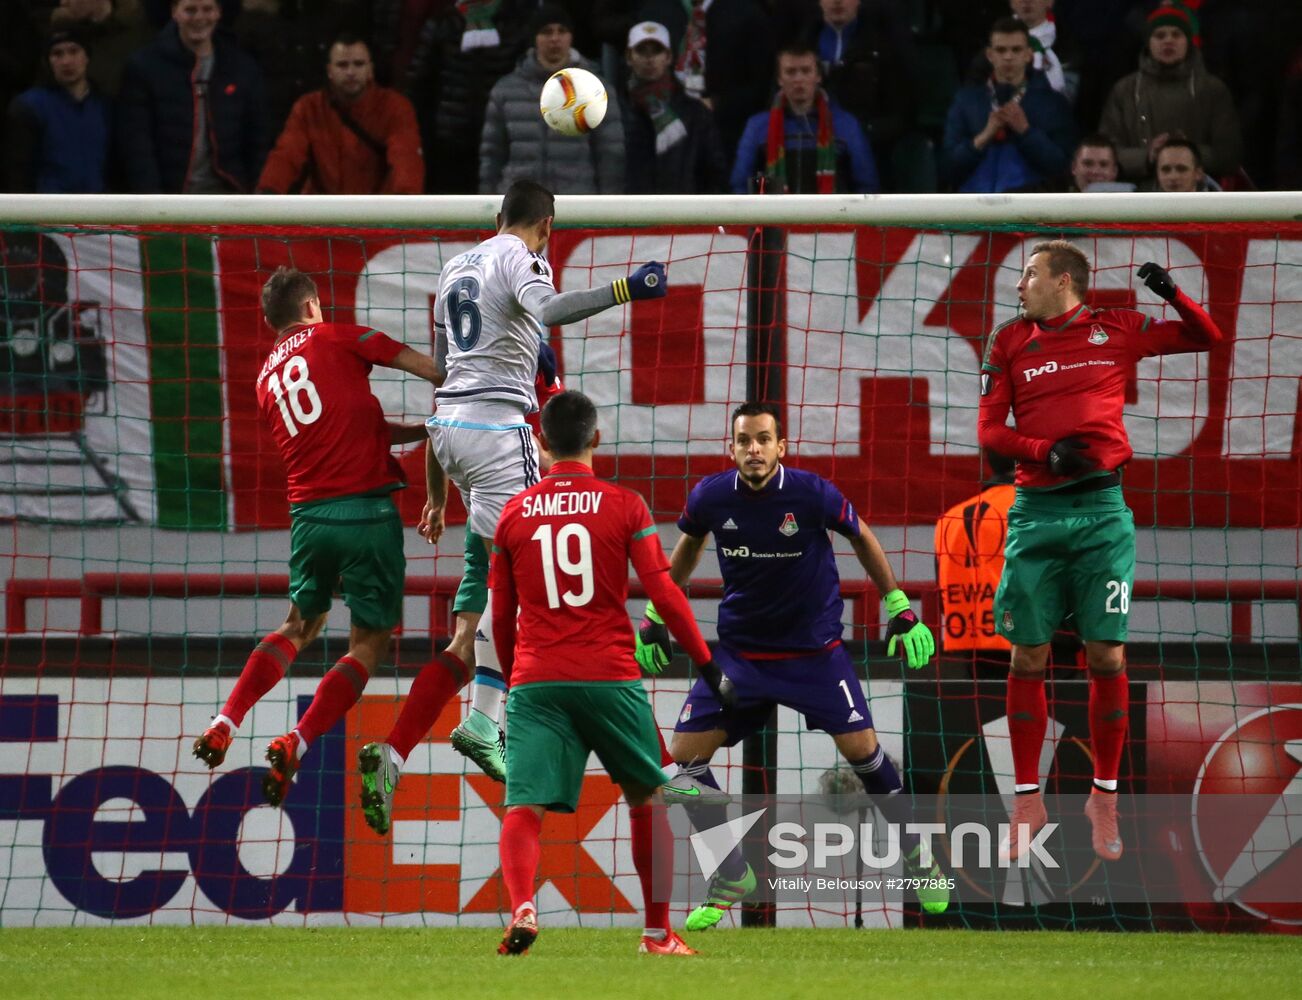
[217,226,1302,529]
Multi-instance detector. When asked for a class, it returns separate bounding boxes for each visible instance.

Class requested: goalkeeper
[635,402,941,929]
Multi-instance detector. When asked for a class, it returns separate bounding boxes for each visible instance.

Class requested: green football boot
[905,845,951,915]
[450,708,507,783]
[685,863,757,931]
[358,741,401,836]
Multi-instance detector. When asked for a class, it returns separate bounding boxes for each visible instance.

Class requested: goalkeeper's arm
[848,520,935,669]
[630,538,711,668]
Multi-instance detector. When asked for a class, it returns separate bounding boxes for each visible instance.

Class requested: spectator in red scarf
[729,43,877,194]
[623,21,727,193]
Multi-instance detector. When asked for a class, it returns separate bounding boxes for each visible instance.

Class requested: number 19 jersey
[492,461,667,685]
[254,322,406,505]
[435,233,554,413]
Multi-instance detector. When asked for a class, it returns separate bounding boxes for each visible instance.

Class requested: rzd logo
[1021,360,1058,383]
[1192,703,1302,925]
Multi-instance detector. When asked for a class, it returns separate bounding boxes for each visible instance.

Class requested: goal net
[1,194,1299,930]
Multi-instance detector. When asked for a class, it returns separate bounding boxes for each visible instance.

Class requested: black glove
[1137,262,1177,303]
[1047,436,1097,478]
[613,261,668,303]
[536,340,558,387]
[698,659,737,712]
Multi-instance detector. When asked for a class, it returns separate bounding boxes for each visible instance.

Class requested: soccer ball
[539,67,608,137]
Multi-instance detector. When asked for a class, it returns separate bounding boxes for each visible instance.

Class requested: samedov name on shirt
[520,491,605,518]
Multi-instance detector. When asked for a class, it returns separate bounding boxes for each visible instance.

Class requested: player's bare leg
[624,785,696,955]
[360,612,475,834]
[1084,641,1127,860]
[498,803,544,955]
[449,532,509,781]
[669,728,756,930]
[194,604,326,769]
[264,623,389,807]
[1002,642,1051,861]
[833,728,949,914]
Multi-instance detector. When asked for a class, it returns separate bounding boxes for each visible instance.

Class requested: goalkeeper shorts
[673,642,874,746]
[994,486,1135,646]
[504,681,666,812]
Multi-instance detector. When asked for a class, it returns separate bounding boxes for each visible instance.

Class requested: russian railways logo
[1192,703,1302,925]
[1021,360,1058,383]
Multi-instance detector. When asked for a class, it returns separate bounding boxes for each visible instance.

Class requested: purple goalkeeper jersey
[677,464,860,652]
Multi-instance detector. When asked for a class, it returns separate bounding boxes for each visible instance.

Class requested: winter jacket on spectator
[625,79,728,193]
[118,21,267,193]
[6,84,112,193]
[1099,47,1243,182]
[233,7,340,142]
[801,0,916,152]
[257,84,423,194]
[479,47,624,195]
[730,96,879,194]
[637,0,774,158]
[943,69,1075,193]
[50,8,154,99]
[403,1,532,194]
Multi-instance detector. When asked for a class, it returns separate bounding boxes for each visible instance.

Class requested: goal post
[1,193,1299,930]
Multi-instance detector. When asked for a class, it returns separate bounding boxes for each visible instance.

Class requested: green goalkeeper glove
[635,602,672,674]
[884,589,935,669]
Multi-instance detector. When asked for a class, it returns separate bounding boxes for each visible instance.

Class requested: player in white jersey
[357,179,668,802]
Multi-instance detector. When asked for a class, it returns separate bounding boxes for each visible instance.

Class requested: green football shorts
[287,493,405,631]
[994,486,1135,646]
[504,681,667,812]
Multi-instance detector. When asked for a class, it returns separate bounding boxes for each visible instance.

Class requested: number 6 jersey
[254,322,407,504]
[434,233,555,414]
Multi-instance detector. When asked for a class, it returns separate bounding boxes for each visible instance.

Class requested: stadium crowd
[4,0,1302,197]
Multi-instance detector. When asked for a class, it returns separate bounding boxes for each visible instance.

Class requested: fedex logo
[0,683,638,924]
[1021,360,1059,383]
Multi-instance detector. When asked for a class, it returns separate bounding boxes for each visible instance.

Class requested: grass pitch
[6,927,1299,1000]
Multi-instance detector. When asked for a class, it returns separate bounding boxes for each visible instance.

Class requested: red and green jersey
[254,322,406,505]
[978,290,1222,488]
[491,460,711,686]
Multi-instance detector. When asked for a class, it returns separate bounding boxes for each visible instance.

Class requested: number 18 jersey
[435,233,554,413]
[255,322,406,505]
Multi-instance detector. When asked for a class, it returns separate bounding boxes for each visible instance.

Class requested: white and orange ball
[539,67,608,136]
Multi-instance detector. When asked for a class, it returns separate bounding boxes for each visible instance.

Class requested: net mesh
[1,216,1299,929]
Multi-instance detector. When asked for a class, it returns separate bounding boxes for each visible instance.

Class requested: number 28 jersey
[254,322,406,505]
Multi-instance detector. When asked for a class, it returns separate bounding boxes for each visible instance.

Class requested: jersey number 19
[268,355,323,437]
[530,523,594,609]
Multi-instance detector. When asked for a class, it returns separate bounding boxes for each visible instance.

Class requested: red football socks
[500,807,543,914]
[295,655,369,745]
[387,652,470,760]
[1089,672,1130,785]
[1007,674,1048,788]
[630,803,673,933]
[222,633,298,727]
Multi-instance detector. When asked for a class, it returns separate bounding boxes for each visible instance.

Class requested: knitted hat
[1147,2,1200,45]
[46,27,91,58]
[531,3,574,36]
